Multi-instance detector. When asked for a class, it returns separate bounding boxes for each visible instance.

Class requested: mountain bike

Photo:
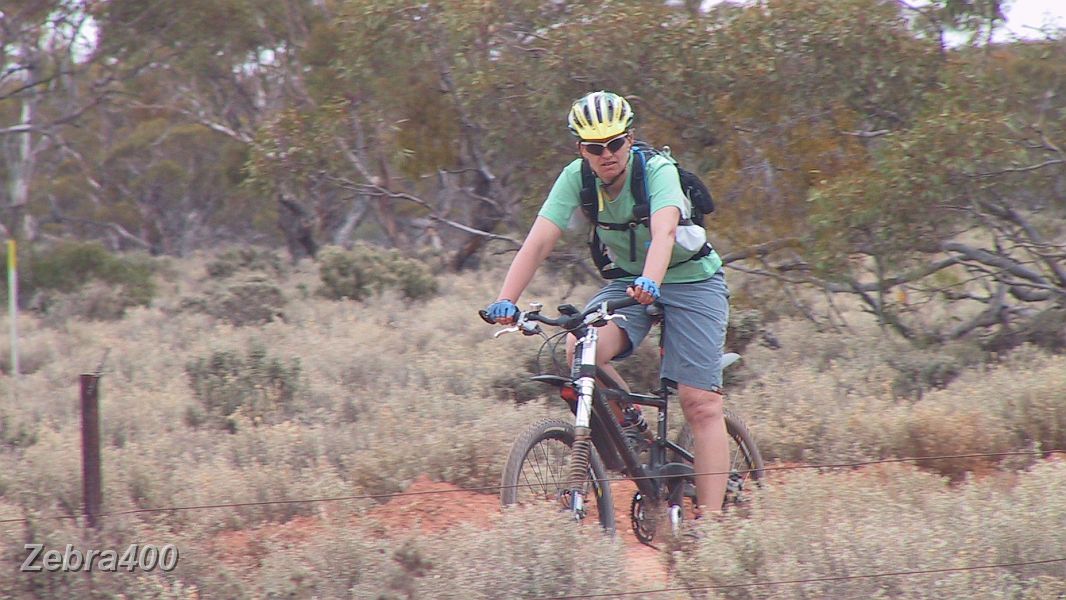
[480,297,764,544]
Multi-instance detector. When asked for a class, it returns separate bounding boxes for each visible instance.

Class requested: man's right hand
[484,299,518,325]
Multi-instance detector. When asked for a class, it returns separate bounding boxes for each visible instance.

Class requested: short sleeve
[644,156,688,217]
[537,159,583,230]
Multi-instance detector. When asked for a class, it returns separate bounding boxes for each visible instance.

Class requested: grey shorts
[585,270,730,391]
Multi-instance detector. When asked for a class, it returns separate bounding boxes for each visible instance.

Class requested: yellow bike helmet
[567,91,634,141]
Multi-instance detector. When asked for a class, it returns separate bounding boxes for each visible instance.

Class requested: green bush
[889,341,985,400]
[247,507,627,599]
[1,241,156,319]
[317,244,439,302]
[205,247,285,279]
[670,462,1066,599]
[185,344,303,432]
[180,275,286,326]
[41,281,140,323]
[0,411,38,448]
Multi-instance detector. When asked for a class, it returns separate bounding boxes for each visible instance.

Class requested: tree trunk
[278,195,318,261]
[5,72,37,242]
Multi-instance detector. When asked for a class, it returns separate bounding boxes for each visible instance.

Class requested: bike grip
[605,296,641,312]
[478,309,496,324]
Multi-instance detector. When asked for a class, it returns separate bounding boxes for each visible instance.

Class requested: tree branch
[42,211,151,250]
[719,238,802,264]
[941,241,1050,285]
[970,159,1065,177]
[358,185,521,247]
[844,277,915,339]
[822,256,960,293]
[840,129,892,138]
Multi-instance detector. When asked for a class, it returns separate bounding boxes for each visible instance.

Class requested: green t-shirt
[538,152,722,283]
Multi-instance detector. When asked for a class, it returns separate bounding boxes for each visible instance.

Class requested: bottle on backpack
[578,141,716,279]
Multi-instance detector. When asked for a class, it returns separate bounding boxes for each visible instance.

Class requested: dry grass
[0,250,1063,598]
[670,460,1066,599]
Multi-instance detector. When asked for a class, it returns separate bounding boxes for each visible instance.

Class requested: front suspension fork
[566,328,599,519]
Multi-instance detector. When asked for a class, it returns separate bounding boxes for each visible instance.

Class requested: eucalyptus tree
[246,0,579,265]
[0,0,122,242]
[74,0,329,254]
[807,39,1066,349]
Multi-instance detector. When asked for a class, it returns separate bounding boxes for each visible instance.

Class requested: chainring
[630,492,660,545]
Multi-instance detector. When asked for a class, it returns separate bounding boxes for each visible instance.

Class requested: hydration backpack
[579,141,715,279]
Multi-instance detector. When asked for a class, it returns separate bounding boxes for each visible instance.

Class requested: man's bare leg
[679,384,729,515]
[567,322,630,421]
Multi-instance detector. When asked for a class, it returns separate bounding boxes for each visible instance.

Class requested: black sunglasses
[581,133,629,156]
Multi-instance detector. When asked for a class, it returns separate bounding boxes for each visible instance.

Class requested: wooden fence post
[80,374,102,528]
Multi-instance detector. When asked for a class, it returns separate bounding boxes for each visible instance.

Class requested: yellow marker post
[7,239,17,388]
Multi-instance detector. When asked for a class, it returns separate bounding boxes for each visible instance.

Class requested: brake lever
[493,325,521,338]
[586,311,627,327]
[492,304,543,337]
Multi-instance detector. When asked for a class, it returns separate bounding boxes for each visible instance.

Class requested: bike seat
[721,352,741,370]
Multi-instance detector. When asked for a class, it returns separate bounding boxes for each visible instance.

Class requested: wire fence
[2,448,1063,597]
[0,448,1061,525]
[540,557,1066,599]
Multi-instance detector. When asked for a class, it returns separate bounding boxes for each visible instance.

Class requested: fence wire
[540,557,1066,599]
[3,449,1063,597]
[0,449,1061,525]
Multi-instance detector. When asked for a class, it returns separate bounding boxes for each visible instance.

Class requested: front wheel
[673,408,766,510]
[501,418,616,533]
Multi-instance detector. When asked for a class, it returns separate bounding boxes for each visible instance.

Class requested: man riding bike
[483,90,732,518]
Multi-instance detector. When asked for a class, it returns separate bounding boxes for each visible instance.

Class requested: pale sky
[694,0,1066,41]
[998,0,1066,40]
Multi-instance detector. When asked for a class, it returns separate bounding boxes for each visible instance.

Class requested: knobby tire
[500,418,616,533]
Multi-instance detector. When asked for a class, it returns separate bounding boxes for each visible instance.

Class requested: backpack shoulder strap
[578,157,636,279]
[630,144,651,224]
[579,159,597,224]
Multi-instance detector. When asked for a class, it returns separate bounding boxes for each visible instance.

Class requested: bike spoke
[517,439,568,503]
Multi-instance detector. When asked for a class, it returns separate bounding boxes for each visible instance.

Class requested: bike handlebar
[479,296,646,334]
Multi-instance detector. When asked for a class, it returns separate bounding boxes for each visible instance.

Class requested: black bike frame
[492,296,699,515]
[566,327,696,505]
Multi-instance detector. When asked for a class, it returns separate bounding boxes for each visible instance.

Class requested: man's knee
[680,386,724,426]
[569,324,629,367]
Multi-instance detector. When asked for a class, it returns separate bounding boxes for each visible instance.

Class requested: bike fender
[530,375,572,389]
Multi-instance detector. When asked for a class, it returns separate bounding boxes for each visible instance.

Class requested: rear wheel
[501,418,616,533]
[673,408,765,510]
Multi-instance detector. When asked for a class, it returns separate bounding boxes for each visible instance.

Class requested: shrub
[726,308,764,354]
[0,334,50,376]
[185,344,303,432]
[670,462,1066,599]
[0,411,38,448]
[317,245,370,301]
[491,352,553,404]
[247,507,627,599]
[888,341,985,400]
[40,281,139,323]
[317,244,439,302]
[3,241,157,320]
[180,275,286,326]
[205,247,285,279]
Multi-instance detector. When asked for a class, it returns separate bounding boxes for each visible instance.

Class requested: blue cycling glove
[486,299,518,321]
[631,277,661,300]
